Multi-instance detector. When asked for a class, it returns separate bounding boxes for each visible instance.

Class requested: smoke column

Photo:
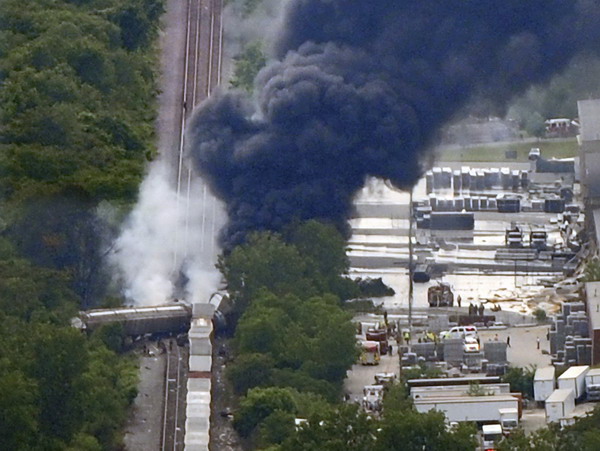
[111,163,224,305]
[188,0,600,248]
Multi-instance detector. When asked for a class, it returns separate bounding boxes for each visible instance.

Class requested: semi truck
[557,365,589,400]
[413,395,520,424]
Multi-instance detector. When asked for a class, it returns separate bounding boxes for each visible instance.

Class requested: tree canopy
[0,0,162,448]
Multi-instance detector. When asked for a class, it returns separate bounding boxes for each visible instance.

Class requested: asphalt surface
[478,324,552,369]
[124,343,166,451]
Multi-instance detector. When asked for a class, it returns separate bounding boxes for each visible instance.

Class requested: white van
[442,325,478,339]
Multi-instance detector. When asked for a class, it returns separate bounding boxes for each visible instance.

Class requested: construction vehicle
[428,282,454,307]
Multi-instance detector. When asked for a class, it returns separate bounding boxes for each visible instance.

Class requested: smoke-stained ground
[188,0,600,248]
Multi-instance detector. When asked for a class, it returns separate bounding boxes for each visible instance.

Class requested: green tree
[218,232,317,308]
[226,352,274,395]
[230,41,267,92]
[584,258,600,282]
[259,409,296,446]
[502,366,535,399]
[286,220,358,299]
[375,409,477,451]
[233,387,298,438]
[0,371,39,450]
[281,403,377,451]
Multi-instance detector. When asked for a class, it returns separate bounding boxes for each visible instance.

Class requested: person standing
[457,295,462,308]
[537,337,540,350]
[506,336,511,347]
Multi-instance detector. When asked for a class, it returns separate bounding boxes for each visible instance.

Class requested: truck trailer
[557,365,589,400]
[413,395,519,424]
[545,388,575,423]
[534,366,556,402]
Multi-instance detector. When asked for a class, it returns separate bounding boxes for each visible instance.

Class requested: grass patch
[436,139,578,162]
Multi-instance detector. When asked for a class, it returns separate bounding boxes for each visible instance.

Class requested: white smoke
[111,162,224,305]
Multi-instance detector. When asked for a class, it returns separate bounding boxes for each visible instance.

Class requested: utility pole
[408,188,414,352]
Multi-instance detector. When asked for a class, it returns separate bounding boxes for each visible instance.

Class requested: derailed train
[73,294,229,449]
[73,293,228,337]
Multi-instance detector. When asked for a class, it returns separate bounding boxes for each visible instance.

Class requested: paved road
[124,343,167,451]
[345,352,400,405]
[479,324,552,369]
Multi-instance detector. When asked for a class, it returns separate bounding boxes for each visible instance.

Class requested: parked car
[463,336,480,353]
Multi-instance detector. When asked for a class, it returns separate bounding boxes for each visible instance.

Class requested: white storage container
[534,366,555,402]
[545,388,575,423]
[558,365,589,400]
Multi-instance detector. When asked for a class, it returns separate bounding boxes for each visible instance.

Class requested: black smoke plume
[188,0,600,248]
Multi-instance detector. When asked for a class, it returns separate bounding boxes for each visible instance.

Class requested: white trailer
[545,388,575,423]
[411,384,510,399]
[557,365,589,400]
[413,395,519,423]
[585,368,600,401]
[534,366,555,402]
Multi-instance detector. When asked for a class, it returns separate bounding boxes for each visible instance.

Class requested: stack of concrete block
[550,301,591,368]
[443,339,464,365]
[412,342,439,361]
[463,352,484,371]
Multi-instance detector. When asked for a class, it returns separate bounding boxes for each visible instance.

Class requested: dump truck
[428,282,454,307]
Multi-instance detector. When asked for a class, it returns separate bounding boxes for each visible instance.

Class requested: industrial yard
[349,157,582,316]
[344,118,600,448]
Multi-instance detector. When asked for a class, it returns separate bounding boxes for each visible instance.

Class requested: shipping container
[430,212,475,230]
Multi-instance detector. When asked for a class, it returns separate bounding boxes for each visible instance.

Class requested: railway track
[161,0,223,448]
[172,0,224,265]
[176,0,223,196]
